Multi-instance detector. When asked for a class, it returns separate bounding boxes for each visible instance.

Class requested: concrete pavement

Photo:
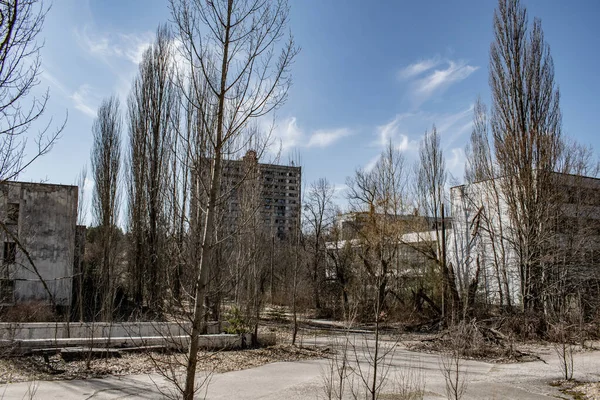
[1,339,599,399]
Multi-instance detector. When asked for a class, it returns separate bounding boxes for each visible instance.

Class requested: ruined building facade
[0,182,80,307]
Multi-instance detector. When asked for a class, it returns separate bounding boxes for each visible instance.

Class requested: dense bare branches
[0,0,65,181]
[127,25,177,314]
[304,178,336,311]
[91,96,122,321]
[415,127,460,320]
[416,127,446,223]
[490,0,563,311]
[346,141,409,316]
[464,99,494,184]
[169,0,298,397]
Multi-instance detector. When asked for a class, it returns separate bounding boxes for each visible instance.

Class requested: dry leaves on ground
[0,345,328,384]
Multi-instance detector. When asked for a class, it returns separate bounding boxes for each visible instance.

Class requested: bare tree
[303,178,335,313]
[0,0,66,181]
[346,141,409,318]
[127,25,177,315]
[458,99,512,312]
[415,127,460,321]
[169,0,298,397]
[489,0,562,312]
[325,220,356,320]
[91,96,122,321]
[440,322,468,400]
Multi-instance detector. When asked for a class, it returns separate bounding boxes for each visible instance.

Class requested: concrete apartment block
[221,150,302,240]
[0,182,78,306]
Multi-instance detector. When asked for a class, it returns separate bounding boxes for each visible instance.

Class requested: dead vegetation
[0,344,327,384]
[0,302,57,322]
[406,318,552,363]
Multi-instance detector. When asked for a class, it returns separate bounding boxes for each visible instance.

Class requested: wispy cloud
[398,57,478,106]
[42,71,101,118]
[397,57,441,79]
[71,84,98,118]
[41,71,69,96]
[447,147,467,180]
[413,61,478,101]
[374,114,419,153]
[307,128,352,148]
[364,154,381,172]
[272,117,304,152]
[75,26,153,65]
[270,117,352,154]
[368,104,474,172]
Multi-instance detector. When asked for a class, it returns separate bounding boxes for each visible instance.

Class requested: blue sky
[20,0,600,216]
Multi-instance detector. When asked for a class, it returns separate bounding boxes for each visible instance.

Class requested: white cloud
[436,104,473,134]
[41,71,69,96]
[333,183,348,193]
[376,114,401,147]
[413,60,478,100]
[71,84,97,118]
[270,117,351,155]
[75,27,153,65]
[364,154,381,172]
[398,58,478,106]
[307,128,352,148]
[397,57,441,80]
[118,33,153,64]
[447,147,467,180]
[272,117,303,152]
[368,104,474,177]
[374,114,419,153]
[396,134,411,152]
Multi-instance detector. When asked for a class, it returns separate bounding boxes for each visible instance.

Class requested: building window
[0,242,14,304]
[3,242,16,264]
[6,203,19,225]
[0,279,14,304]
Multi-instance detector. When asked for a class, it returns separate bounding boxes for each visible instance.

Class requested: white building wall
[449,173,600,308]
[448,179,521,306]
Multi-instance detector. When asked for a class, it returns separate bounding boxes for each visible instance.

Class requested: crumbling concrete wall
[0,182,78,306]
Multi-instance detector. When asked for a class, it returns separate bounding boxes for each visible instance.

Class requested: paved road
[2,338,599,399]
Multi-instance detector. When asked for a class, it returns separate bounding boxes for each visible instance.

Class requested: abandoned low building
[449,171,600,312]
[0,182,83,307]
[325,212,445,285]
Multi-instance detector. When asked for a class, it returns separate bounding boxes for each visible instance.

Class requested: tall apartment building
[0,182,80,306]
[220,150,301,239]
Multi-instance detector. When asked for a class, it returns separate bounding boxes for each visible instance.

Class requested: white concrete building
[449,172,600,308]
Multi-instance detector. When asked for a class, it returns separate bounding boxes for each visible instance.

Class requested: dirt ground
[0,344,328,384]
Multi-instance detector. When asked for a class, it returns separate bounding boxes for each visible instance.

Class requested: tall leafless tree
[0,0,66,181]
[127,25,177,314]
[303,178,335,312]
[346,141,409,318]
[415,127,460,321]
[490,0,563,312]
[91,96,122,321]
[458,99,511,311]
[169,0,298,397]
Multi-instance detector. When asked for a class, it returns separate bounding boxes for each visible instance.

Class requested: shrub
[0,301,56,322]
[223,306,249,334]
